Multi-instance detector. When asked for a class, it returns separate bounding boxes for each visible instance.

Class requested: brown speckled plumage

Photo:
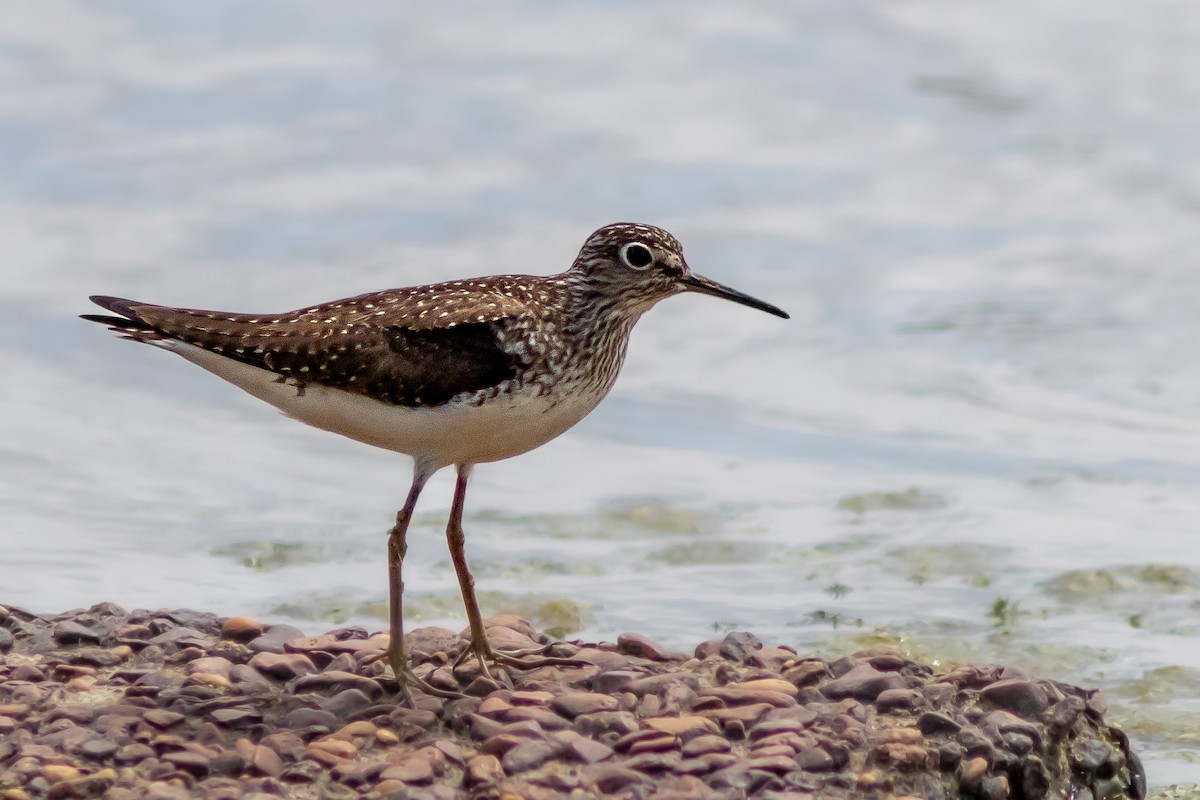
[82,222,788,696]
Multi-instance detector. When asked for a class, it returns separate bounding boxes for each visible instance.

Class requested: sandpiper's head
[569,222,789,320]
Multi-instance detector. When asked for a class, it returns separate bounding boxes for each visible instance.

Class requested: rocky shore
[0,603,1144,799]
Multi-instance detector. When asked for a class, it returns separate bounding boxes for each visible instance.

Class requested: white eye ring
[619,242,655,270]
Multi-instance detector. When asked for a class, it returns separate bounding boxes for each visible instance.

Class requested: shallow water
[3,1,1200,791]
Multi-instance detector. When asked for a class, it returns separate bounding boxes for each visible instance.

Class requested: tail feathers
[81,296,164,341]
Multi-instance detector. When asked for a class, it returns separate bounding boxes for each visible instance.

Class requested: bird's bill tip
[679,273,790,319]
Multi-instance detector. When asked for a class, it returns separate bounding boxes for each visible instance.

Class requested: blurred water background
[3,1,1200,790]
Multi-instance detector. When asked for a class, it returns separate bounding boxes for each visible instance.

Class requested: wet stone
[823,664,907,701]
[289,671,382,698]
[876,687,915,711]
[78,738,119,759]
[981,679,1050,718]
[246,625,306,655]
[616,632,675,661]
[502,739,562,774]
[918,711,961,735]
[590,670,640,694]
[53,621,102,646]
[592,765,648,793]
[718,631,763,662]
[552,690,619,718]
[144,709,185,729]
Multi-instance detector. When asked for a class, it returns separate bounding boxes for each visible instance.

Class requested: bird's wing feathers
[83,282,546,407]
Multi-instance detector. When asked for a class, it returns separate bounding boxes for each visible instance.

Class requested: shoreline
[0,602,1144,799]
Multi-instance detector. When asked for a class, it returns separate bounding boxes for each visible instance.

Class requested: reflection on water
[3,0,1200,790]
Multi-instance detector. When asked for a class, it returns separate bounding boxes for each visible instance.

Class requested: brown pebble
[878,726,924,745]
[642,715,719,736]
[697,702,773,727]
[563,735,614,764]
[591,765,647,793]
[745,753,796,774]
[698,686,797,708]
[478,695,513,717]
[208,706,261,726]
[307,738,357,760]
[375,728,399,745]
[379,753,435,784]
[261,730,305,762]
[66,676,96,692]
[465,754,504,785]
[736,677,799,697]
[824,664,908,701]
[481,732,530,757]
[187,656,233,678]
[877,742,930,768]
[509,690,554,705]
[9,665,46,682]
[876,687,915,711]
[42,764,80,784]
[591,670,640,694]
[248,652,316,680]
[980,678,1050,718]
[188,672,232,689]
[552,691,619,718]
[288,670,383,698]
[623,750,681,773]
[573,710,638,738]
[616,632,674,661]
[504,706,569,730]
[959,755,989,784]
[143,709,185,729]
[782,659,830,687]
[627,735,679,756]
[220,616,263,641]
[613,729,675,753]
[681,734,732,757]
[162,751,210,777]
[0,703,30,718]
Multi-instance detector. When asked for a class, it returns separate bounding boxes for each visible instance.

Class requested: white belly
[166,341,606,469]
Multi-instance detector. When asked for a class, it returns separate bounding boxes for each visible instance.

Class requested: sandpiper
[83,222,789,697]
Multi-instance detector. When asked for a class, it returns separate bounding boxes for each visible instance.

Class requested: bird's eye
[619,242,655,270]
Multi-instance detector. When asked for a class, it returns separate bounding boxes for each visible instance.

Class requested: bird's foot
[363,648,466,702]
[453,637,589,683]
[394,665,466,703]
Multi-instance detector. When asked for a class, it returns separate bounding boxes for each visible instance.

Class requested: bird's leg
[380,463,462,702]
[446,465,586,677]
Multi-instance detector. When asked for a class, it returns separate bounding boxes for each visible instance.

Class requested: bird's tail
[81,295,167,342]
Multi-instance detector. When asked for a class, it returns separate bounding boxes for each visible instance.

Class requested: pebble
[642,715,719,736]
[823,664,908,701]
[465,753,504,785]
[245,625,306,655]
[52,621,101,646]
[616,632,675,661]
[0,607,1145,800]
[502,739,561,774]
[219,616,263,641]
[980,679,1050,718]
[552,691,619,718]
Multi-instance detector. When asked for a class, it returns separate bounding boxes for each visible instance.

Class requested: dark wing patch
[241,320,523,407]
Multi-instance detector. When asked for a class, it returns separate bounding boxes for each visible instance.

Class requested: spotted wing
[83,290,532,408]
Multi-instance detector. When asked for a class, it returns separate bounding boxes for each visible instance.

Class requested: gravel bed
[0,603,1144,799]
